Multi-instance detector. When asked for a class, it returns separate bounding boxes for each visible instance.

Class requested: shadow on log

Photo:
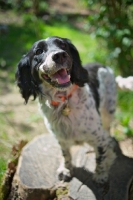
[7,134,133,200]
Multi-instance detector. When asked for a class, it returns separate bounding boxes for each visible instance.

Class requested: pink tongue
[52,69,70,84]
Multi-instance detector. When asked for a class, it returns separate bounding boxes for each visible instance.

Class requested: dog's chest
[39,86,99,142]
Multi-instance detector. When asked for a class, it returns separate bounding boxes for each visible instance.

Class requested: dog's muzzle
[39,50,72,88]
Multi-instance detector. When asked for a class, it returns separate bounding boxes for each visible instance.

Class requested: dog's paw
[93,171,108,185]
[57,167,71,182]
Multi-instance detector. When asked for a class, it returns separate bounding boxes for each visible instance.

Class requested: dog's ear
[66,39,89,86]
[15,55,39,104]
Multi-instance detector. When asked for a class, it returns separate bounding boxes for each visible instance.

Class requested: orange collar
[51,84,78,106]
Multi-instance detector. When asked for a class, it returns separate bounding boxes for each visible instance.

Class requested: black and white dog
[16,36,116,183]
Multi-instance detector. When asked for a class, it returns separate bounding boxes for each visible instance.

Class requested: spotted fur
[16,36,117,183]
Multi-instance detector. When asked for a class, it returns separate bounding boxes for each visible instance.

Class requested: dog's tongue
[52,69,70,84]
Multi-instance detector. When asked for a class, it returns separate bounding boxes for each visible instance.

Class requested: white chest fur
[39,84,102,144]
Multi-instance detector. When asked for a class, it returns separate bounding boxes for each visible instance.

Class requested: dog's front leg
[57,141,72,181]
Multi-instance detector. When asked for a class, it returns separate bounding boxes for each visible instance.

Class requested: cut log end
[5,134,133,200]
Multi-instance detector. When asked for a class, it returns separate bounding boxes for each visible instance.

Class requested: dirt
[0,73,47,160]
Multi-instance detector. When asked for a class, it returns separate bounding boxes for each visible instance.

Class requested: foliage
[0,0,48,15]
[115,90,133,139]
[2,0,133,76]
[84,0,133,76]
[0,14,107,82]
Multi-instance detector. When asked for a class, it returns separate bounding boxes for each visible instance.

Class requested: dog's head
[16,36,89,103]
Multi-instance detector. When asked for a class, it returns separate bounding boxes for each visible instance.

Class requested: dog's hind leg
[87,128,116,184]
[93,134,116,184]
[98,67,117,131]
[85,92,116,184]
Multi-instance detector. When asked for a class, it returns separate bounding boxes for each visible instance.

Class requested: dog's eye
[60,42,66,49]
[36,49,43,55]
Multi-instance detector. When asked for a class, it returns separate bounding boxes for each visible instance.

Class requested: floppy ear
[15,55,39,104]
[66,39,89,86]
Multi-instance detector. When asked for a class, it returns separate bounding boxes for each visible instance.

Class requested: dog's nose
[52,52,67,64]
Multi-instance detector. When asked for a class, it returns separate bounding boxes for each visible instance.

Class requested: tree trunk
[6,134,133,200]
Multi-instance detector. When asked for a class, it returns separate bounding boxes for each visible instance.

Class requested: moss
[56,185,69,198]
[0,176,10,200]
[0,140,28,199]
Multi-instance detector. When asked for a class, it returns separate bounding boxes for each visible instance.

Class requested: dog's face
[16,36,88,103]
[33,37,72,88]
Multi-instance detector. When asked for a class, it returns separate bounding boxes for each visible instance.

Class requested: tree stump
[7,134,133,200]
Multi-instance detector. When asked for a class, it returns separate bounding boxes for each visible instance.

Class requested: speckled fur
[38,68,116,183]
[16,37,117,183]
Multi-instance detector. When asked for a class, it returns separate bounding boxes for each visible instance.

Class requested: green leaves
[84,0,133,76]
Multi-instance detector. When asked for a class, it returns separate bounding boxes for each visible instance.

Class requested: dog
[16,36,117,183]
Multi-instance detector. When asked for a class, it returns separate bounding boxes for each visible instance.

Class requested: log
[8,134,133,200]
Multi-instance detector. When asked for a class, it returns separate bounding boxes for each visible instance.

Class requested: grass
[0,159,6,184]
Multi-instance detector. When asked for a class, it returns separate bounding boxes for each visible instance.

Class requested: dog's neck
[39,84,86,111]
[39,82,79,106]
[50,84,78,106]
[39,82,88,117]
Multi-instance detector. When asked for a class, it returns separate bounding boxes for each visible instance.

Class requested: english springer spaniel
[16,36,117,184]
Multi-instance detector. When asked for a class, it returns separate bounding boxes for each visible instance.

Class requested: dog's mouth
[41,68,71,88]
